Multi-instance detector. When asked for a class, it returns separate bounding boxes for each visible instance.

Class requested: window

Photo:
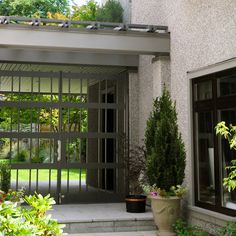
[192,67,236,216]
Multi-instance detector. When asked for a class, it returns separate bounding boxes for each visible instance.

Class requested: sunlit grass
[11,169,86,182]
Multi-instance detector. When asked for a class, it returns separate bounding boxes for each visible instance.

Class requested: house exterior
[0,17,169,204]
[127,0,236,233]
[0,0,235,234]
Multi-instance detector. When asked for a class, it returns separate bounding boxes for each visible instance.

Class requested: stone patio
[50,203,156,235]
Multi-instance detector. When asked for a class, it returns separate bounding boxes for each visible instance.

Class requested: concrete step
[64,218,156,234]
[50,203,156,234]
[68,231,157,236]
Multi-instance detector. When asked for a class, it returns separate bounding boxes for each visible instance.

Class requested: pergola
[0,16,170,66]
[0,16,170,203]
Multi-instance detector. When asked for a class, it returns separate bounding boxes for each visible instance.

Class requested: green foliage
[0,161,10,192]
[0,202,39,235]
[0,193,65,235]
[0,188,25,203]
[13,149,29,162]
[217,220,236,236]
[173,219,207,236]
[72,0,98,21]
[96,0,123,23]
[215,121,236,192]
[145,88,186,192]
[0,0,70,18]
[31,147,48,164]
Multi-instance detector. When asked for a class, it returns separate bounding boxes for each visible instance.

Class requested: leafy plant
[216,121,236,192]
[0,161,10,192]
[0,201,39,235]
[0,188,25,203]
[13,149,29,162]
[72,0,98,21]
[0,193,65,235]
[173,219,207,236]
[144,87,186,195]
[142,184,186,198]
[217,220,236,236]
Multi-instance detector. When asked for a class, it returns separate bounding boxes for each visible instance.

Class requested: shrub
[13,149,29,162]
[31,147,48,163]
[145,88,186,193]
[173,219,207,236]
[217,220,236,236]
[0,193,65,235]
[0,161,10,192]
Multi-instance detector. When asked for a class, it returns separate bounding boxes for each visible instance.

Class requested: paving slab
[51,203,153,223]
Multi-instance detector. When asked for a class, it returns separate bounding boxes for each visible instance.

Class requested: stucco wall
[131,0,236,232]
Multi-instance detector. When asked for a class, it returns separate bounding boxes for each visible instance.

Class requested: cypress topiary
[145,88,186,192]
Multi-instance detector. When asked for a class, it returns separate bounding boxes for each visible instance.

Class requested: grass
[11,169,86,182]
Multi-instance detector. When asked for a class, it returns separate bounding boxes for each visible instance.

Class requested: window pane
[194,80,212,101]
[220,109,236,210]
[218,73,236,97]
[195,111,215,204]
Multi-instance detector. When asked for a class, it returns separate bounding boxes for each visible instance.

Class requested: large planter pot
[150,196,181,236]
[125,195,146,213]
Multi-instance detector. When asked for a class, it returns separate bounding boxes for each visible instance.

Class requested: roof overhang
[0,17,170,67]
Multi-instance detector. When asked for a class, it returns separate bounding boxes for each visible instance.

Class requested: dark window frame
[192,67,236,216]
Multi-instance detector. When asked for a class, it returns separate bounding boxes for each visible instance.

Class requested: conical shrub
[145,88,186,191]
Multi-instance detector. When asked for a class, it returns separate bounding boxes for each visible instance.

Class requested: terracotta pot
[125,195,146,213]
[150,196,181,236]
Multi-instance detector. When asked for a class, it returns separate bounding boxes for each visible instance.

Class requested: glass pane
[13,77,19,92]
[194,80,212,101]
[40,78,51,93]
[0,76,12,92]
[218,73,236,97]
[195,111,215,204]
[220,109,236,210]
[70,79,81,94]
[20,77,31,92]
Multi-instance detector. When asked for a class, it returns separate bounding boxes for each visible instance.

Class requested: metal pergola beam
[0,24,170,55]
[0,48,139,66]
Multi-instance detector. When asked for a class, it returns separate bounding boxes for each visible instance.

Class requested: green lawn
[11,169,86,182]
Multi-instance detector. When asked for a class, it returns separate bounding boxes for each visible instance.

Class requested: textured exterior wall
[131,0,236,233]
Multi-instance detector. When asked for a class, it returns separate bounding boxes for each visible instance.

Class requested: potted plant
[125,144,147,213]
[144,88,186,236]
[119,135,147,213]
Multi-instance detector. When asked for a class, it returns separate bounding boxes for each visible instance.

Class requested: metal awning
[0,16,170,67]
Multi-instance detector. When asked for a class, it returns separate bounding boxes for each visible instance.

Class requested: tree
[145,88,186,192]
[96,0,123,23]
[71,0,98,21]
[0,0,70,18]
